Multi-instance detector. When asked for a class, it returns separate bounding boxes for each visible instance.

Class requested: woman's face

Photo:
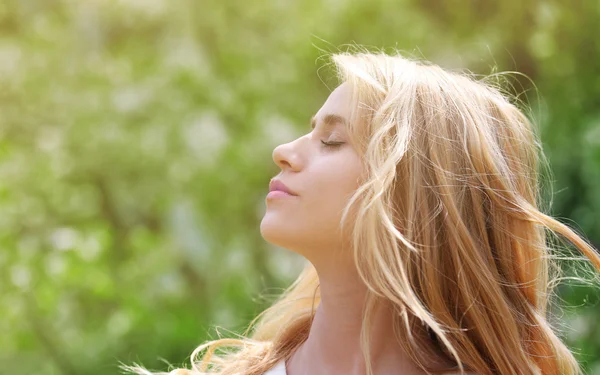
[260,83,364,259]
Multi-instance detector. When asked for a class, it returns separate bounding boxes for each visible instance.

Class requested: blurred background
[1,0,599,374]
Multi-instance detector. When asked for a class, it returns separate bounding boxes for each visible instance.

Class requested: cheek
[311,165,359,208]
[303,154,362,231]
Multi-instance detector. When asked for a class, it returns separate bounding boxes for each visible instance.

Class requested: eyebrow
[311,113,347,130]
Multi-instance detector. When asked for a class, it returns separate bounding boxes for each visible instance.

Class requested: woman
[126,49,600,375]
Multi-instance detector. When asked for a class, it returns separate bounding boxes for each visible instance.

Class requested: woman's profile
[124,48,600,375]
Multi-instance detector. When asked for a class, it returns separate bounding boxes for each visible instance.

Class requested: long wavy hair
[124,48,600,375]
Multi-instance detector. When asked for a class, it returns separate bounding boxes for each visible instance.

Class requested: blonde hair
[124,48,600,375]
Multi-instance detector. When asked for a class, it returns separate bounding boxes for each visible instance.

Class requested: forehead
[311,113,347,129]
[311,83,352,129]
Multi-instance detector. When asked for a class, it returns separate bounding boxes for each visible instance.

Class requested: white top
[263,359,287,375]
[261,359,473,374]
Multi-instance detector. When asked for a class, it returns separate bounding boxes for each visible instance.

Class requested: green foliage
[0,0,598,374]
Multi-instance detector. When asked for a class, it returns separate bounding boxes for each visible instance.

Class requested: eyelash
[320,140,344,149]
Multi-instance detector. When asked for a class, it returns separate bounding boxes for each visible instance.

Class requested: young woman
[126,49,600,375]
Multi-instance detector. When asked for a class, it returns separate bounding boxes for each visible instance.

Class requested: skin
[260,83,431,375]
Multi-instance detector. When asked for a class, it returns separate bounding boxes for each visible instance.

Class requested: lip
[268,178,298,196]
[266,190,295,200]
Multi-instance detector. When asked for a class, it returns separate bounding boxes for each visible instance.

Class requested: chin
[260,216,302,249]
[260,217,287,246]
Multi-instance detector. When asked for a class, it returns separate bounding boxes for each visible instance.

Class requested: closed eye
[321,140,344,149]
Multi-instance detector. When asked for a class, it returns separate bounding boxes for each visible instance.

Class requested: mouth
[266,190,297,200]
[268,178,298,196]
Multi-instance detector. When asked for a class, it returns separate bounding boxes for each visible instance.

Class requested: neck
[286,259,426,375]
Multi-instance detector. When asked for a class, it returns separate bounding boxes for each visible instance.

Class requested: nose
[272,139,302,172]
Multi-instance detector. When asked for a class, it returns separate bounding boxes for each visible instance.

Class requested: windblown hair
[124,48,600,375]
